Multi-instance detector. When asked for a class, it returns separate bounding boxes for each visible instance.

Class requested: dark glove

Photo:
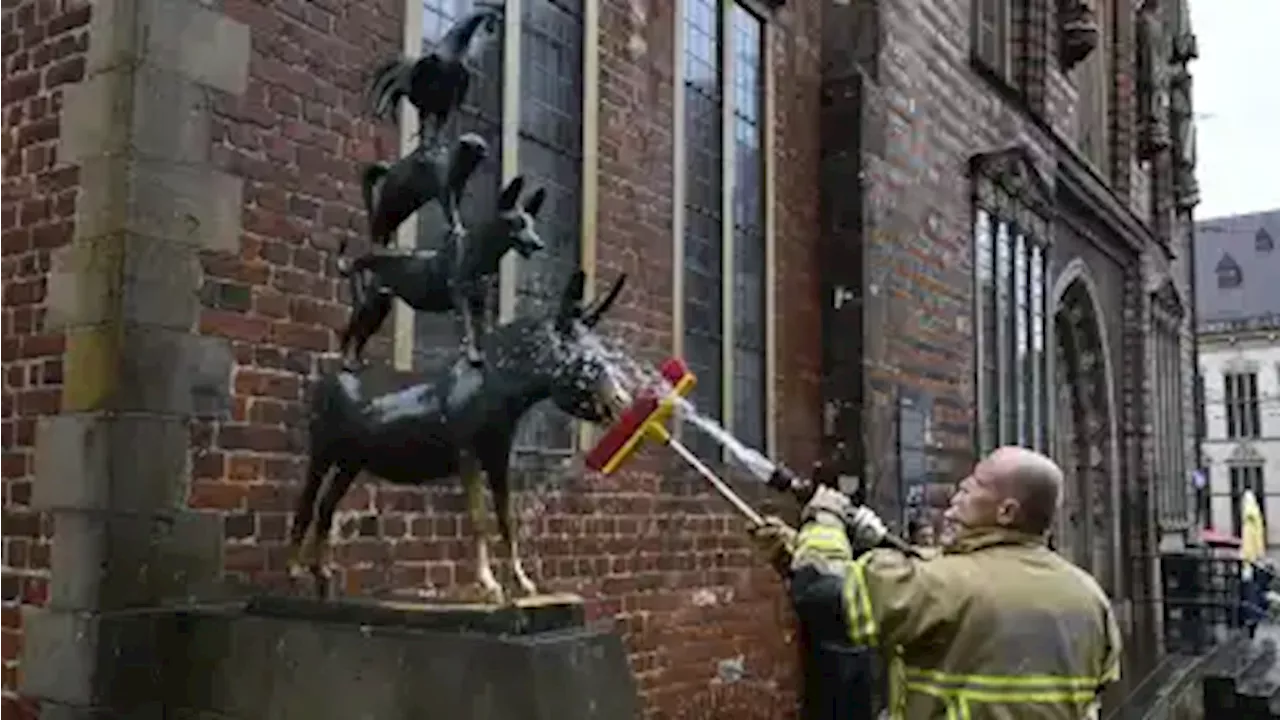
[748,515,797,574]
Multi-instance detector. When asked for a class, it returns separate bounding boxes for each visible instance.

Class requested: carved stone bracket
[1059,0,1100,72]
[1169,0,1200,210]
[969,146,1055,239]
[1136,2,1172,160]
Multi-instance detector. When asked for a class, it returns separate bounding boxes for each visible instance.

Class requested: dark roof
[1194,209,1280,328]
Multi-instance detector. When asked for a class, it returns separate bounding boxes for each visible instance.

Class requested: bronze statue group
[286,6,631,604]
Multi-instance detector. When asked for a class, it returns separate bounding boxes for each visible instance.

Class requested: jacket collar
[944,527,1046,554]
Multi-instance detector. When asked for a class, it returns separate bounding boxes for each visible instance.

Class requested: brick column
[19,0,249,716]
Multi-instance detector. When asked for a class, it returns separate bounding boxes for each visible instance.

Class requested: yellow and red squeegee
[587,356,920,555]
[586,357,766,525]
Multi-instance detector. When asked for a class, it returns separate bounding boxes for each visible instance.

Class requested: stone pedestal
[167,594,640,720]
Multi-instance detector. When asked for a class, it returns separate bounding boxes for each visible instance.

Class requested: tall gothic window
[972,149,1051,455]
[730,6,766,450]
[681,0,770,456]
[513,0,585,451]
[1152,292,1188,526]
[1225,371,1261,439]
[412,0,585,452]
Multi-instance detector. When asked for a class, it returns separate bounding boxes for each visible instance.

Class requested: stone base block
[172,595,640,720]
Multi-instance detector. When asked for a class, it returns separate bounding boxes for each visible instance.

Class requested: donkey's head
[483,175,546,259]
[540,270,629,424]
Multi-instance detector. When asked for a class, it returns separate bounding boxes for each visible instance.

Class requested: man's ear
[996,498,1021,527]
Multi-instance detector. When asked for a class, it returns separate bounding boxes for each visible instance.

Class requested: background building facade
[819,0,1201,692]
[1196,210,1280,556]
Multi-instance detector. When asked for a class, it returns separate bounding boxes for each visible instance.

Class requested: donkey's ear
[499,176,525,210]
[523,187,547,217]
[583,273,626,328]
[555,270,587,331]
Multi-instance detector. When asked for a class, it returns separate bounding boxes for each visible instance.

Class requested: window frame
[971,0,1011,79]
[970,151,1052,457]
[672,0,777,458]
[1224,370,1262,440]
[395,0,600,454]
[1230,464,1267,539]
[1152,292,1189,527]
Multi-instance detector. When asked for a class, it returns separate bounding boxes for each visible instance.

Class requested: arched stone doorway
[1052,277,1118,597]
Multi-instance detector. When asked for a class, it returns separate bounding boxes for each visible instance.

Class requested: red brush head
[659,357,689,385]
[584,391,661,473]
[585,357,695,475]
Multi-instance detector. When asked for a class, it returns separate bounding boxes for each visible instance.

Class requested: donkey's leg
[308,466,360,599]
[491,462,538,597]
[462,455,503,603]
[287,452,333,582]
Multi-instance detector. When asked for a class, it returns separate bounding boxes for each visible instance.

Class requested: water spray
[587,356,917,555]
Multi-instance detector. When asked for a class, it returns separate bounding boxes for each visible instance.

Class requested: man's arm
[788,505,945,649]
[1100,602,1122,686]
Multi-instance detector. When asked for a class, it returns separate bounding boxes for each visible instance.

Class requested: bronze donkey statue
[289,270,630,603]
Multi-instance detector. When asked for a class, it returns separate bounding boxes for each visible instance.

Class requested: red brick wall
[195,0,400,585]
[199,1,824,718]
[1,0,89,715]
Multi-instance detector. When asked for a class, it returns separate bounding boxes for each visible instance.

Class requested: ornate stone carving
[969,146,1055,237]
[1059,0,1100,72]
[1136,2,1172,160]
[1169,0,1200,210]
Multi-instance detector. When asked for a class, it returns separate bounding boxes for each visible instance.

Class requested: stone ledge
[171,605,639,720]
[245,592,589,637]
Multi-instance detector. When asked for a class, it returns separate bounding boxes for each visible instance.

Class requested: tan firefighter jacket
[791,519,1122,720]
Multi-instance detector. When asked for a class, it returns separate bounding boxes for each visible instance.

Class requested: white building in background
[1196,209,1280,556]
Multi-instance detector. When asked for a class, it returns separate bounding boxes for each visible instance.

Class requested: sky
[1190,0,1280,221]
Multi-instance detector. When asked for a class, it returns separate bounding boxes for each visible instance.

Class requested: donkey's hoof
[310,565,335,600]
[464,348,485,367]
[472,577,505,605]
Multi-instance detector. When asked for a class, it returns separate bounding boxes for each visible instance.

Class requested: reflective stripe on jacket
[791,519,1122,720]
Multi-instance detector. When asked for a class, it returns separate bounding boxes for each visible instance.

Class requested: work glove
[801,485,855,526]
[845,505,888,551]
[748,515,797,575]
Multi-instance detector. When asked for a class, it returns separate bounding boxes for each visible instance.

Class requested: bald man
[751,446,1122,720]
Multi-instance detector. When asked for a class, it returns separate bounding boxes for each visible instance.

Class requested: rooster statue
[367,3,503,147]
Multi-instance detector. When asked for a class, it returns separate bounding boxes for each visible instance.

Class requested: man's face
[944,459,1018,531]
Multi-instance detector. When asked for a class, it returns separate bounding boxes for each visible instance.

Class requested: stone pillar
[19,0,249,716]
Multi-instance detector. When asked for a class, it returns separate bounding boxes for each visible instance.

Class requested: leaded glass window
[972,150,1051,455]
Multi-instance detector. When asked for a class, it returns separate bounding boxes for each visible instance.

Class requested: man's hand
[845,506,888,550]
[802,485,854,525]
[749,515,797,574]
